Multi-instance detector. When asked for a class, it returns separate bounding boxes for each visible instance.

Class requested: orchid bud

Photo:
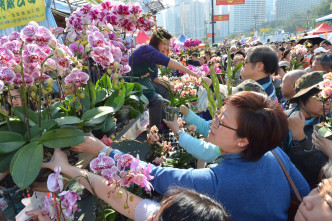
[123,202,129,209]
[49,39,57,48]
[55,48,65,58]
[47,78,54,87]
[42,89,48,94]
[107,69,112,75]
[79,92,85,99]
[113,62,120,70]
[13,65,21,73]
[30,91,36,98]
[31,85,37,91]
[117,190,123,199]
[129,196,134,202]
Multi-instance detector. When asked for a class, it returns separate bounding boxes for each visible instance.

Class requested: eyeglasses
[10,95,21,101]
[211,112,238,132]
[243,61,252,67]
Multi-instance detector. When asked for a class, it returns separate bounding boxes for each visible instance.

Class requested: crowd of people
[6,27,332,220]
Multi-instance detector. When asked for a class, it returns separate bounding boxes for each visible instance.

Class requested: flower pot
[315,123,332,140]
[164,106,179,121]
[116,108,130,119]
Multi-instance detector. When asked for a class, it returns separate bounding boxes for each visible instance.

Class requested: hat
[233,79,267,95]
[279,61,291,69]
[289,71,326,103]
[314,47,328,53]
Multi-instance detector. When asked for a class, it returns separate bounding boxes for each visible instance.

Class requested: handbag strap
[271,150,302,202]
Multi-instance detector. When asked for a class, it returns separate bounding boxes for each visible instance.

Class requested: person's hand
[312,130,332,158]
[163,114,180,134]
[70,136,105,156]
[142,73,150,78]
[179,105,189,116]
[288,111,306,141]
[42,148,70,171]
[25,209,51,221]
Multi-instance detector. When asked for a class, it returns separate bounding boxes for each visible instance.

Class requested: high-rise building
[230,0,266,34]
[275,0,324,20]
[266,0,275,21]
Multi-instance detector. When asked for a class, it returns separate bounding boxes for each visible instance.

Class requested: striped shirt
[256,76,277,101]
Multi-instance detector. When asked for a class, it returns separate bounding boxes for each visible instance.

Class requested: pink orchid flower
[101,166,120,183]
[47,166,64,192]
[90,152,115,173]
[0,67,16,84]
[64,68,89,85]
[58,190,81,219]
[116,154,134,171]
[90,47,114,68]
[42,196,58,220]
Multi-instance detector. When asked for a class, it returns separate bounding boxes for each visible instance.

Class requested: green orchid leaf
[0,131,25,154]
[139,94,149,104]
[39,128,84,148]
[12,106,38,126]
[84,115,108,126]
[97,75,111,90]
[81,106,115,121]
[0,151,15,172]
[96,89,107,104]
[100,115,115,133]
[27,119,58,142]
[105,90,125,112]
[124,83,135,97]
[55,116,82,126]
[85,81,96,108]
[210,66,222,109]
[10,142,43,190]
[318,126,332,139]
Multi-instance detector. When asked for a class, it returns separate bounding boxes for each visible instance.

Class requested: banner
[207,33,216,38]
[212,14,229,21]
[260,28,269,32]
[0,0,46,30]
[330,2,332,10]
[296,28,305,32]
[216,0,245,5]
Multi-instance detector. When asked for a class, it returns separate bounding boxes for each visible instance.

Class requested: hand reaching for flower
[163,114,180,134]
[312,130,332,159]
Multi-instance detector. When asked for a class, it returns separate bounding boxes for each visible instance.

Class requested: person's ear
[237,138,249,149]
[255,62,264,72]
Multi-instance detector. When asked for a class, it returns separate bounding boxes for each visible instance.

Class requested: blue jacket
[109,111,310,221]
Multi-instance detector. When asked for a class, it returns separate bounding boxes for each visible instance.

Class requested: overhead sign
[207,33,216,38]
[0,0,46,30]
[296,28,305,32]
[260,28,269,32]
[216,0,245,5]
[212,14,229,21]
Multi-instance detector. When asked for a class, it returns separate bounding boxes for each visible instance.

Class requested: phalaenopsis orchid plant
[0,0,155,190]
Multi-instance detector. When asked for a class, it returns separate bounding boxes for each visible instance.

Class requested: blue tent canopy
[177,34,187,43]
[316,13,332,23]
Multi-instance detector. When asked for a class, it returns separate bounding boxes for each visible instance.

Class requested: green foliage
[39,128,85,148]
[10,142,43,189]
[163,81,198,107]
[291,57,307,70]
[0,131,25,154]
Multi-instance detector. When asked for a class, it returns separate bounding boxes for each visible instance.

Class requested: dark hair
[314,53,332,71]
[279,47,285,52]
[320,40,332,47]
[155,187,232,221]
[192,53,199,58]
[205,51,211,56]
[246,46,279,75]
[282,50,291,60]
[224,91,288,161]
[149,28,173,50]
[235,50,245,58]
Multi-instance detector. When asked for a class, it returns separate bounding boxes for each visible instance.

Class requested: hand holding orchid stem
[41,146,154,220]
[163,114,180,134]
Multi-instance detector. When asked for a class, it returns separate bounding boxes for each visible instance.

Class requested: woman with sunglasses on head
[70,91,310,221]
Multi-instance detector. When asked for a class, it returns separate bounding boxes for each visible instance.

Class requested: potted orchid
[0,1,155,190]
